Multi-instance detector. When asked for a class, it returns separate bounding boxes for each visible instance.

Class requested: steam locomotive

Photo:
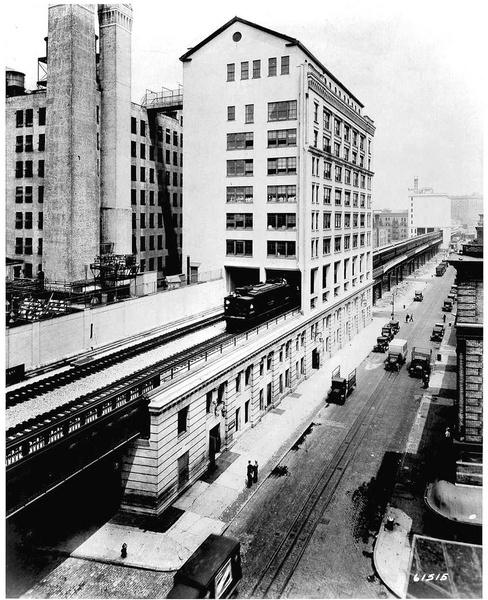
[224,278,296,332]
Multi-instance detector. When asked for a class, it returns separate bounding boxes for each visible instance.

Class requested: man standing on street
[247,461,254,488]
[253,460,259,483]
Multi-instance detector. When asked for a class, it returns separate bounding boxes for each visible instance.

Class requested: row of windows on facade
[131,188,182,208]
[226,158,371,189]
[227,56,290,82]
[15,212,43,230]
[225,233,368,257]
[15,186,44,204]
[14,237,42,256]
[315,105,371,154]
[227,128,371,173]
[313,158,372,188]
[226,185,371,208]
[227,100,296,123]
[15,108,46,128]
[131,141,183,166]
[131,165,182,187]
[226,212,369,230]
[132,235,182,255]
[133,212,182,229]
[15,134,45,152]
[15,160,45,178]
[131,117,182,146]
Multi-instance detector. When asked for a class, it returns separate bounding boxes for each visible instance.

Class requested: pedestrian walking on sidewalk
[405,314,409,323]
[121,543,127,558]
[253,461,259,483]
[247,461,253,488]
[443,314,447,322]
[410,314,414,322]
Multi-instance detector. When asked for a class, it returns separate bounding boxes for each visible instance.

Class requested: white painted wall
[6,278,227,371]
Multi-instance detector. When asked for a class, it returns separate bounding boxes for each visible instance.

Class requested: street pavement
[17,256,474,599]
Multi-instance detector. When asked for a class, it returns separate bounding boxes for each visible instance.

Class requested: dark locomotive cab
[224,278,296,331]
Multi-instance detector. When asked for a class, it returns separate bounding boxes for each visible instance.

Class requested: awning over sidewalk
[425,479,482,525]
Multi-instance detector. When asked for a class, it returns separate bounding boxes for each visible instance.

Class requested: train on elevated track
[224,278,298,332]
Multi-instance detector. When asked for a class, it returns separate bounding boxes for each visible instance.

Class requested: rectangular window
[38,107,46,126]
[335,166,342,182]
[227,159,253,177]
[324,162,331,179]
[245,104,254,124]
[227,63,235,81]
[268,100,297,121]
[335,236,342,252]
[267,240,296,258]
[226,240,253,256]
[267,157,297,175]
[334,119,341,136]
[267,129,297,147]
[24,135,33,152]
[323,187,331,204]
[38,238,43,256]
[281,55,290,75]
[267,213,296,229]
[15,238,23,254]
[334,213,342,229]
[227,106,235,121]
[24,238,33,255]
[335,189,342,205]
[16,110,24,128]
[253,60,261,78]
[38,134,45,152]
[344,235,350,250]
[323,110,330,130]
[15,186,23,203]
[15,161,23,178]
[268,57,277,76]
[38,212,43,230]
[140,143,146,159]
[15,212,23,229]
[323,237,331,255]
[38,186,44,203]
[178,406,189,435]
[226,213,253,229]
[267,185,296,203]
[345,169,351,185]
[140,120,146,136]
[38,160,44,177]
[323,212,331,229]
[24,161,33,177]
[344,191,351,206]
[25,109,33,127]
[226,186,253,203]
[16,136,23,152]
[241,61,249,80]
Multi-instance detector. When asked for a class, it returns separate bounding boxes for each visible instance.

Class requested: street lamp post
[391,291,395,321]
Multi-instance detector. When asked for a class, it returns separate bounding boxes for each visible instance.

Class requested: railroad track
[248,368,404,599]
[6,313,224,409]
[6,330,234,438]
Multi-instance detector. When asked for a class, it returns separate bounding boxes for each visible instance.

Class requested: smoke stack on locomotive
[224,278,296,331]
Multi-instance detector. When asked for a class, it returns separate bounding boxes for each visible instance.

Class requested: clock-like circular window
[232,32,242,42]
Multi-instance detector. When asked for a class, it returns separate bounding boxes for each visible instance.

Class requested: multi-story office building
[181,17,375,315]
[5,4,182,285]
[373,209,408,246]
[408,178,451,247]
[451,192,484,237]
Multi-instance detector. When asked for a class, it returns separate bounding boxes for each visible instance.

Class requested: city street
[225,264,456,598]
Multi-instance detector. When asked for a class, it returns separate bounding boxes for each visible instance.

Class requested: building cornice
[308,74,375,136]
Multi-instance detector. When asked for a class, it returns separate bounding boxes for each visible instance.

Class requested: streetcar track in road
[248,268,456,598]
[248,369,408,599]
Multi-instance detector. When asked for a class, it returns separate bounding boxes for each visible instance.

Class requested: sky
[4,0,485,210]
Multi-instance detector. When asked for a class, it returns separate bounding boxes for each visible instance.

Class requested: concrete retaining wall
[6,278,227,371]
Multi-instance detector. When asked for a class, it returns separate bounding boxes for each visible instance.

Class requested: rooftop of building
[179,15,365,109]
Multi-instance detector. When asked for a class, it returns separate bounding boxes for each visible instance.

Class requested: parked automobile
[327,369,357,405]
[430,323,445,342]
[384,339,408,371]
[373,336,389,353]
[407,347,432,378]
[414,290,423,302]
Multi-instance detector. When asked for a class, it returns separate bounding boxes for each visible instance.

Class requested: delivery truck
[384,338,408,371]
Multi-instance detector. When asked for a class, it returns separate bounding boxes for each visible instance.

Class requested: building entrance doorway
[209,424,221,468]
[312,348,320,369]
